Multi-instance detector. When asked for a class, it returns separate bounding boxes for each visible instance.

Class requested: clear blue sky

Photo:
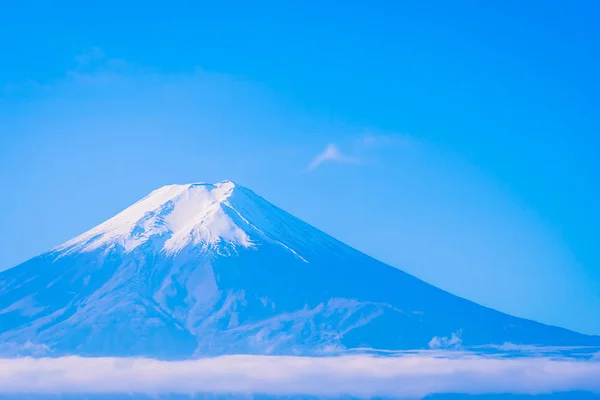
[1,1,599,334]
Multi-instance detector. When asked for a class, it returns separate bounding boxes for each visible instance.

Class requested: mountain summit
[54,181,309,261]
[0,181,598,358]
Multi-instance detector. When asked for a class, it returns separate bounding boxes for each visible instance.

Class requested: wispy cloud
[360,132,416,149]
[428,330,463,349]
[74,47,105,67]
[304,133,416,172]
[306,143,360,171]
[0,353,599,397]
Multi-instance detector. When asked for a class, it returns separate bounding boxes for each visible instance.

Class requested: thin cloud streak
[306,143,360,171]
[0,354,599,398]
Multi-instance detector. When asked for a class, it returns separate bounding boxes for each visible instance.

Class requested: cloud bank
[0,354,598,398]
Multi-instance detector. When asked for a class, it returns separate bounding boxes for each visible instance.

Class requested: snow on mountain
[57,181,274,257]
[0,180,598,358]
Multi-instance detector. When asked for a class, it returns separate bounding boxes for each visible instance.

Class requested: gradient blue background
[1,1,599,334]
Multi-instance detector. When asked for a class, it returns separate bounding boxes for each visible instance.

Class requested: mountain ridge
[0,180,598,358]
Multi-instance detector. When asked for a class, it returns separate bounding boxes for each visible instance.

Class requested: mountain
[0,180,597,358]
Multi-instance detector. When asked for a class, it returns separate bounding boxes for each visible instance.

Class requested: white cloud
[306,143,359,171]
[429,330,463,349]
[0,353,599,398]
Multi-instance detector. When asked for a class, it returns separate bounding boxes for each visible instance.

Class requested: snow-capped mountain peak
[55,180,254,256]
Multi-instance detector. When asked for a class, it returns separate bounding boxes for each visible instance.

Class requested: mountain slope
[0,181,597,358]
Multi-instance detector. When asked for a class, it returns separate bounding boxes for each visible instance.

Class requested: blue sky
[1,1,599,334]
